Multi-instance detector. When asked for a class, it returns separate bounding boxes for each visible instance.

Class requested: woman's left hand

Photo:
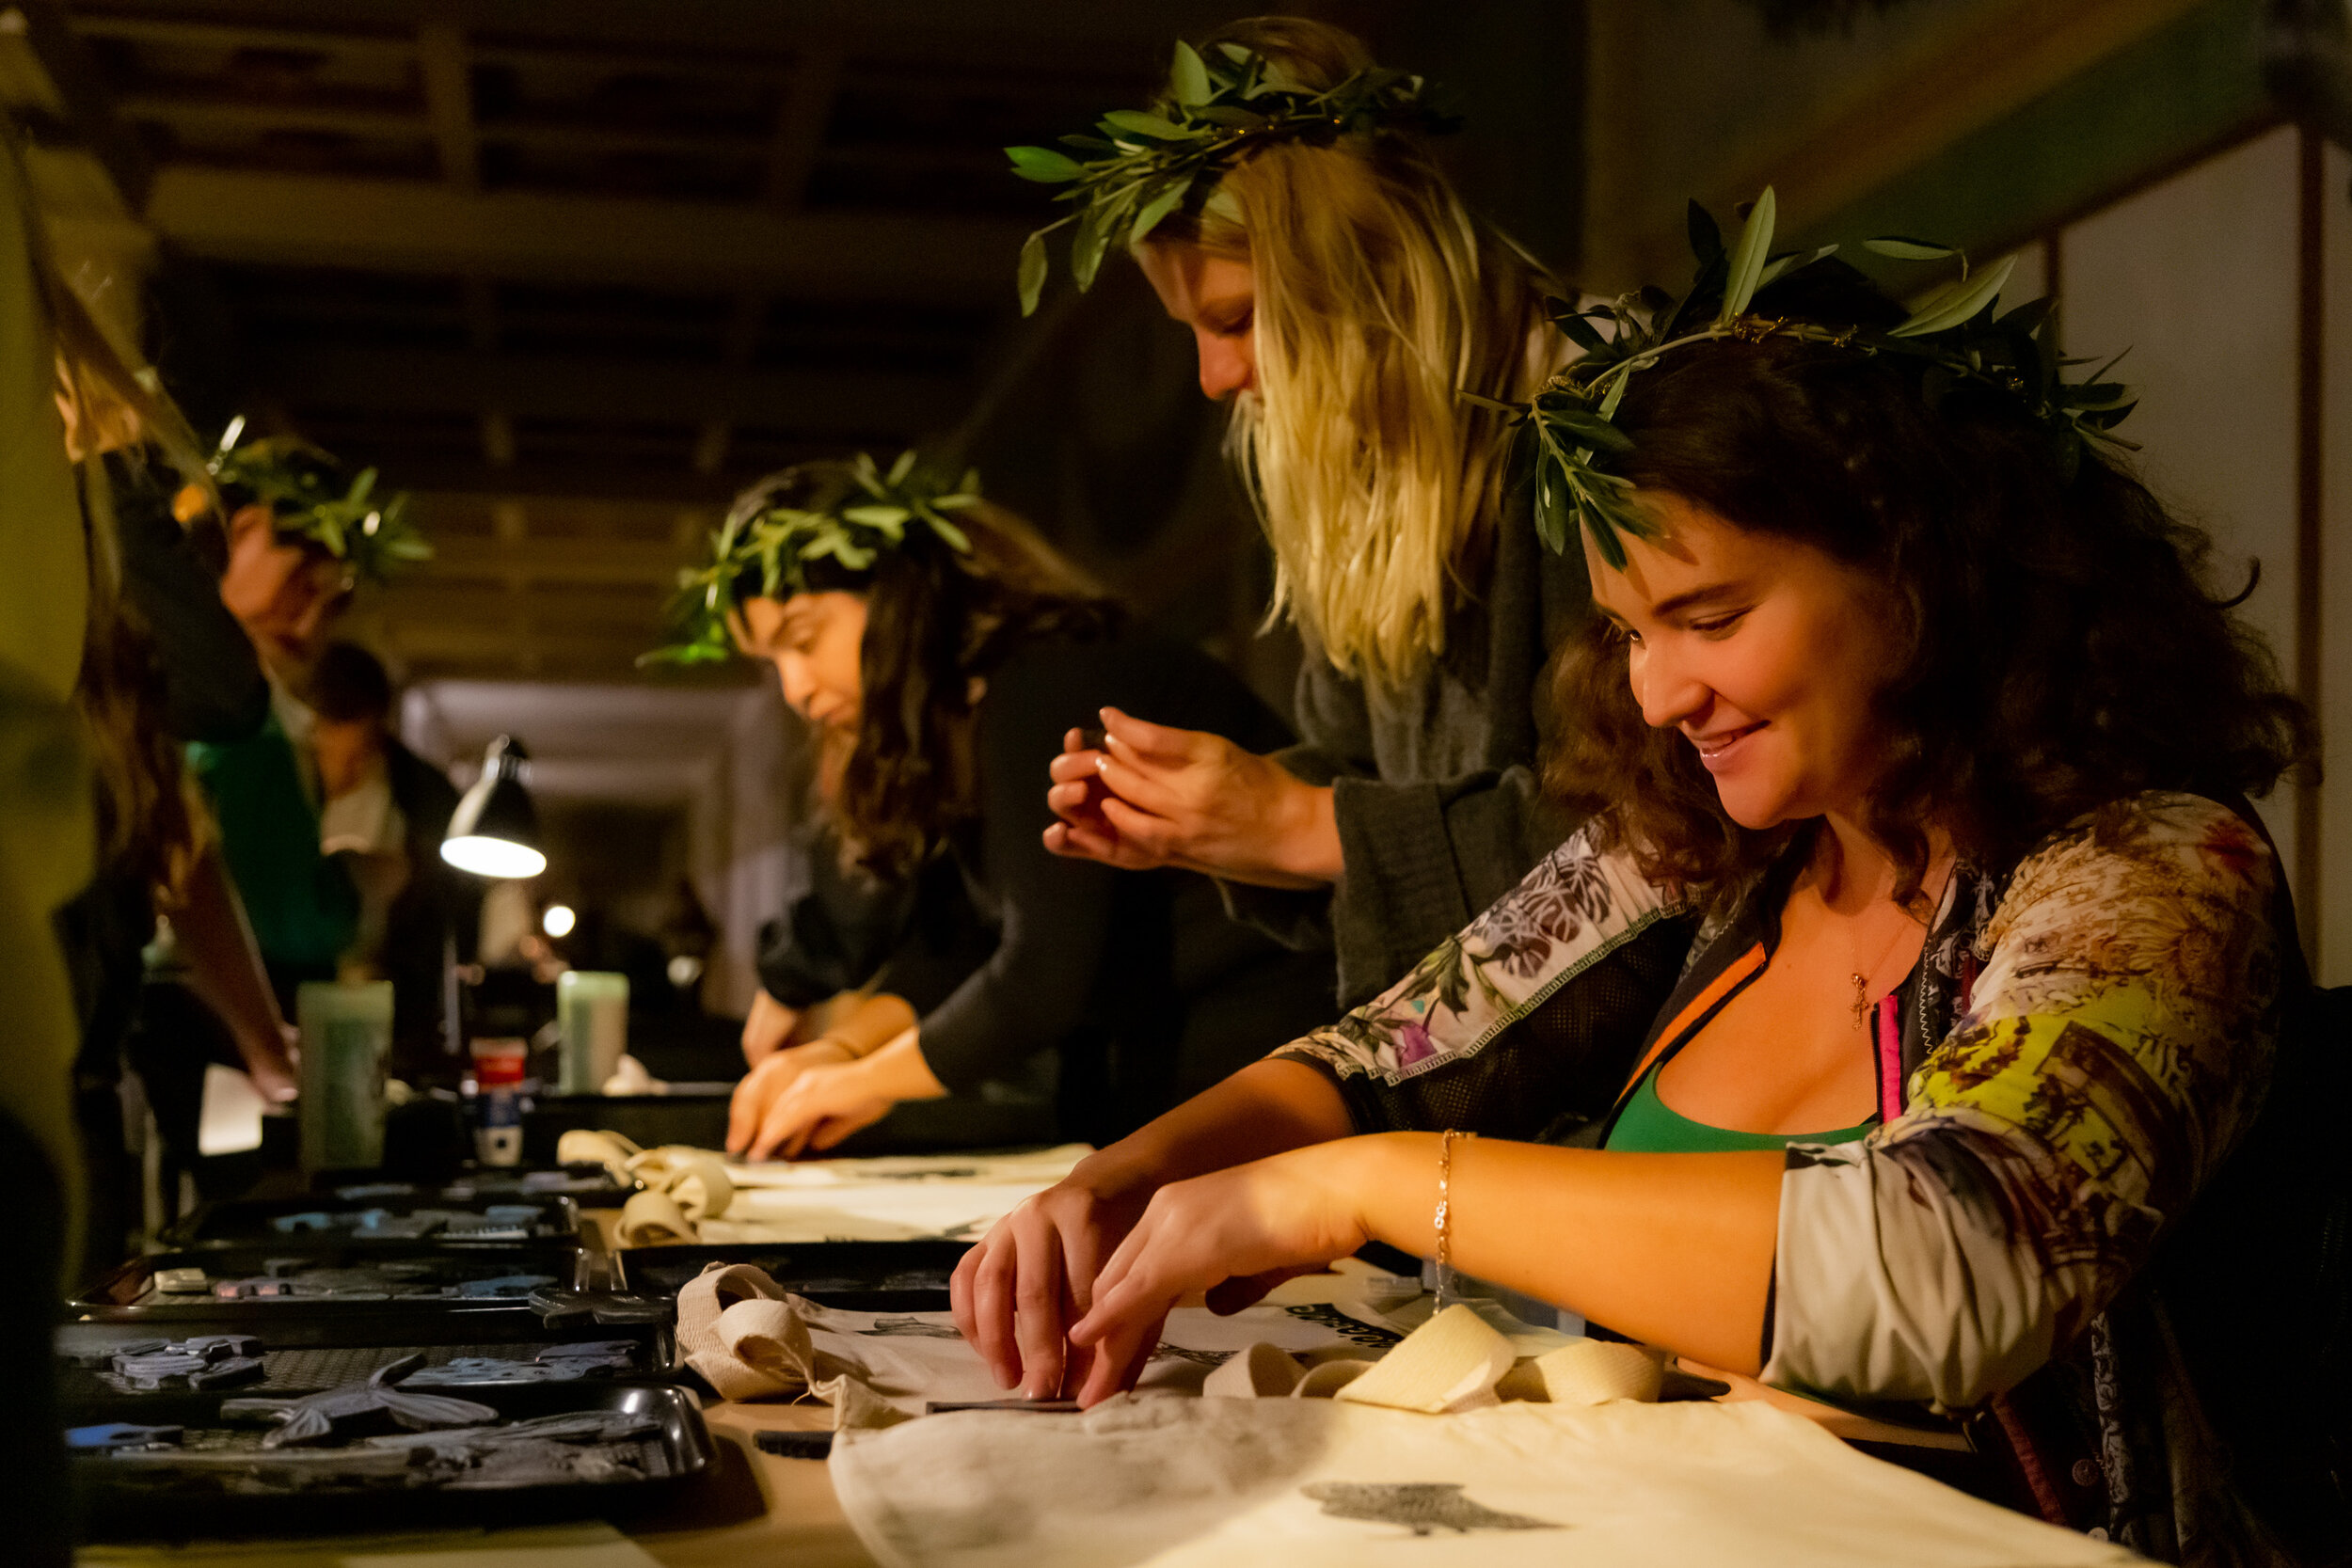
[1065,1142,1376,1405]
[734,1053,895,1162]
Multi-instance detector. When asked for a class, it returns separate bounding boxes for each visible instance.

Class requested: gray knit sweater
[1230,495,1592,1007]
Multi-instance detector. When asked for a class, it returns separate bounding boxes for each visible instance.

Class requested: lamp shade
[440,734,547,879]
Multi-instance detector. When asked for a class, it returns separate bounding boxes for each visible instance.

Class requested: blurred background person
[309,639,471,1074]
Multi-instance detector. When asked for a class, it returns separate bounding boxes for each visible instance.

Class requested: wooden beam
[405,531,692,587]
[255,342,961,432]
[112,94,424,139]
[68,11,416,58]
[763,46,842,210]
[416,21,478,192]
[142,165,1031,297]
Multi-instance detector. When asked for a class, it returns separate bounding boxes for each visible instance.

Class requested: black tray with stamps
[166,1192,581,1249]
[72,1241,585,1321]
[67,1378,714,1538]
[616,1240,970,1311]
[55,1310,675,1403]
[312,1164,635,1208]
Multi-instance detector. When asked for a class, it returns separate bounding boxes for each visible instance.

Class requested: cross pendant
[1851,972,1869,1030]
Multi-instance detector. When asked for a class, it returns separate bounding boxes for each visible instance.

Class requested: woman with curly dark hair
[951,251,2340,1562]
[707,458,1333,1160]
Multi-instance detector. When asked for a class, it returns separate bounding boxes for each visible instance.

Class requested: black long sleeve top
[889,625,1316,1105]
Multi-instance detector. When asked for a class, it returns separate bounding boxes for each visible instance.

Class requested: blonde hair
[1152,18,1565,689]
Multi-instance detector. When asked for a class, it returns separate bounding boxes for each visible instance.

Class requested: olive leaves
[645,451,980,667]
[1005,40,1454,316]
[208,422,430,585]
[1497,187,2139,566]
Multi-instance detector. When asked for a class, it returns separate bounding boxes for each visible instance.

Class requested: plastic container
[469,1037,529,1166]
[296,982,393,1172]
[555,971,629,1093]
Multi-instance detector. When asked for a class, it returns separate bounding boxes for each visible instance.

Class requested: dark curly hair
[1544,266,2314,905]
[727,464,1120,879]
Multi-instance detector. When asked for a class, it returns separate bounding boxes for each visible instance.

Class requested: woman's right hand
[1041,706,1341,889]
[739,989,801,1068]
[951,1164,1158,1400]
[726,1037,853,1152]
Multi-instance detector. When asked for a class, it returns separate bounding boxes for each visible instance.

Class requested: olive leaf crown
[644,451,980,667]
[207,416,430,585]
[1487,188,2140,569]
[1003,39,1457,316]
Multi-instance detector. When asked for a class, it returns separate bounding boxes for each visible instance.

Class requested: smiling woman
[952,259,2343,1560]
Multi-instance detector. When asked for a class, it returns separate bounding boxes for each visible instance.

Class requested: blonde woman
[1025,19,1585,1007]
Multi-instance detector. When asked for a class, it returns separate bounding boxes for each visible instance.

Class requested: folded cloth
[669,1264,1404,1426]
[831,1397,2144,1568]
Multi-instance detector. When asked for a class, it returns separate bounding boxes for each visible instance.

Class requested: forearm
[822,991,918,1057]
[855,1029,947,1101]
[1077,1058,1354,1200]
[1352,1134,1783,1373]
[1262,775,1341,884]
[175,843,287,1049]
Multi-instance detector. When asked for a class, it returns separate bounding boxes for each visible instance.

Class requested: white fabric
[668,1268,1402,1427]
[657,1144,1091,1244]
[1332,1304,1514,1415]
[832,1397,2146,1568]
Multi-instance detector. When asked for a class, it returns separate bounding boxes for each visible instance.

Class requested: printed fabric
[1273,791,2296,1565]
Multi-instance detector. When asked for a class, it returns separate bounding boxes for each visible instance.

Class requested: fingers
[1095,795,1188,858]
[1073,1311,1167,1407]
[1042,816,1162,871]
[1009,1218,1070,1399]
[724,1060,774,1155]
[1097,707,1207,764]
[1090,752,1190,819]
[1047,749,1104,785]
[964,1230,1024,1388]
[748,1075,816,1162]
[950,1236,987,1346]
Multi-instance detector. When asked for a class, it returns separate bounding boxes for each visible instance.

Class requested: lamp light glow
[440,734,546,880]
[542,902,578,938]
[443,835,548,879]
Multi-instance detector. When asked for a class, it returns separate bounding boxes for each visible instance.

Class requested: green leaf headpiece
[1493,187,2139,569]
[645,451,982,667]
[1004,40,1457,315]
[207,416,430,585]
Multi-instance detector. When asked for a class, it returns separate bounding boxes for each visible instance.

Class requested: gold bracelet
[1435,1129,1474,1308]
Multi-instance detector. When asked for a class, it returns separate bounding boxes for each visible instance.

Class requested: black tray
[56,1312,675,1401]
[167,1193,581,1249]
[70,1381,714,1539]
[617,1240,969,1311]
[316,1164,635,1208]
[73,1241,586,1320]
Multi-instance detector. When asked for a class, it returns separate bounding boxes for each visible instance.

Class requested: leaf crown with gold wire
[1004,40,1457,316]
[1492,188,2140,569]
[207,416,430,585]
[646,451,981,666]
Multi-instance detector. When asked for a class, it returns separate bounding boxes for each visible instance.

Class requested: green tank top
[1605,1058,1876,1154]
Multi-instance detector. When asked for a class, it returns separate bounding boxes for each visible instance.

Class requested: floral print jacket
[1275,791,2316,1565]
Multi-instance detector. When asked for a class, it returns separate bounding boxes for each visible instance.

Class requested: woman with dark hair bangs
[707,458,1334,1160]
[954,254,2344,1562]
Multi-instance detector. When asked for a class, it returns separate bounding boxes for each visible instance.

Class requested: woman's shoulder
[2009,791,2276,895]
[1981,790,2280,968]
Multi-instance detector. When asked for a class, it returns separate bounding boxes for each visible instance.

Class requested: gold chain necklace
[1846,911,1917,1031]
